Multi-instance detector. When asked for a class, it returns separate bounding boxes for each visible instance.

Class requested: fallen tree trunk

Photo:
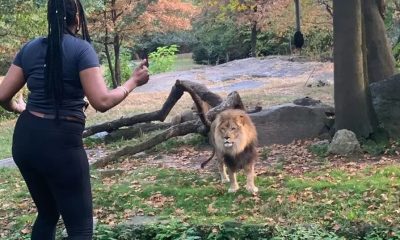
[104,122,172,144]
[84,80,222,138]
[90,80,254,168]
[92,120,205,168]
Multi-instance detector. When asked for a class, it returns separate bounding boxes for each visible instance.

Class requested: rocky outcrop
[249,99,334,146]
[370,74,400,138]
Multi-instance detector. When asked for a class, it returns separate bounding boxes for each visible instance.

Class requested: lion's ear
[238,115,245,126]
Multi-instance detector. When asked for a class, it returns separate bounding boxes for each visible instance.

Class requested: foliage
[0,120,14,159]
[93,222,400,240]
[2,146,400,238]
[0,0,46,74]
[301,28,334,60]
[148,45,179,74]
[192,0,335,63]
[88,0,198,87]
[103,49,134,88]
[133,31,197,56]
[256,30,291,56]
[393,42,400,68]
[192,16,251,65]
[308,142,329,158]
[272,225,344,240]
[0,108,17,121]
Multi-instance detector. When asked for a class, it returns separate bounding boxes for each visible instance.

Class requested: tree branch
[92,120,204,168]
[83,80,222,137]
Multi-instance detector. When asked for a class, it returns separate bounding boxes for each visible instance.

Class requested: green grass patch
[171,53,203,72]
[2,162,400,239]
[0,120,15,159]
[308,142,329,158]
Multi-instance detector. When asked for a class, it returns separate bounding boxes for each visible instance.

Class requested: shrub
[148,45,179,74]
[103,48,134,88]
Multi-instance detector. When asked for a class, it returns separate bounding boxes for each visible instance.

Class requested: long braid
[45,0,91,118]
[76,0,91,43]
[45,0,66,118]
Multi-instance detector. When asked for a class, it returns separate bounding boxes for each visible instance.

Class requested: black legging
[12,111,93,239]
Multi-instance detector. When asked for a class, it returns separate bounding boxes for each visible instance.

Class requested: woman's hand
[130,59,149,88]
[0,64,26,114]
[13,94,26,113]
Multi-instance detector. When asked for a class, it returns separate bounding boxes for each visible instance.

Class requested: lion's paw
[228,186,239,193]
[246,185,259,194]
[221,178,230,183]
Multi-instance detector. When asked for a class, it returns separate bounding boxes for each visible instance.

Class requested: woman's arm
[80,60,149,113]
[0,64,26,113]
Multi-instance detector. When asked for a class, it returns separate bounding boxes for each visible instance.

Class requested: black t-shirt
[13,34,100,120]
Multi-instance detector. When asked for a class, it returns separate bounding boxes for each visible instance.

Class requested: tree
[88,0,198,88]
[204,0,289,58]
[333,0,396,137]
[0,0,46,74]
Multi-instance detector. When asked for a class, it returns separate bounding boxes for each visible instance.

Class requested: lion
[201,109,259,193]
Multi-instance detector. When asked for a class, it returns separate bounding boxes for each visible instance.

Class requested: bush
[192,20,251,65]
[302,28,334,61]
[103,48,134,88]
[133,31,197,57]
[256,30,292,56]
[148,45,179,74]
[0,56,13,76]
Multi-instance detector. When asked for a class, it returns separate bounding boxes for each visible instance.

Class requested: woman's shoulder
[64,34,93,50]
[22,37,46,49]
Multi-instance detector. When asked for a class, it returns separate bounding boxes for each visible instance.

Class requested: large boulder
[370,74,400,138]
[328,129,361,156]
[249,99,334,146]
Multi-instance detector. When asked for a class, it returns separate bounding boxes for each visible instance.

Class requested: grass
[171,53,203,72]
[1,159,400,239]
[0,120,15,159]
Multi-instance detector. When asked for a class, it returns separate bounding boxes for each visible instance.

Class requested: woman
[0,0,149,239]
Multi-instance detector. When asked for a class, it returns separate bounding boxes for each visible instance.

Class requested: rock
[249,102,334,146]
[370,74,400,138]
[328,129,361,156]
[293,97,321,106]
[123,216,160,226]
[89,131,108,139]
[306,79,331,88]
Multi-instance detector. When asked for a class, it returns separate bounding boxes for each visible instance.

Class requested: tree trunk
[295,0,301,31]
[104,43,117,88]
[250,21,257,58]
[103,6,117,89]
[114,34,121,86]
[333,0,376,137]
[363,0,396,83]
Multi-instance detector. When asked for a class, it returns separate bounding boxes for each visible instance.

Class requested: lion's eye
[231,127,236,130]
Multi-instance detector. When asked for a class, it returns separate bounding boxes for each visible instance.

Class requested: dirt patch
[102,139,400,180]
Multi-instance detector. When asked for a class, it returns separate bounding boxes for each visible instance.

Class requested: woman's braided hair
[45,0,91,117]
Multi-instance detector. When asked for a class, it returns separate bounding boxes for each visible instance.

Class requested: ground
[1,56,400,239]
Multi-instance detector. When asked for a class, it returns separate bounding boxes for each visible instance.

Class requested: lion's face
[213,109,256,155]
[217,118,244,149]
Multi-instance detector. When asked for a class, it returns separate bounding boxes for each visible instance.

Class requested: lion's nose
[224,136,230,140]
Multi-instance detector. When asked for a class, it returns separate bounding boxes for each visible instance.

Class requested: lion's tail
[201,148,215,168]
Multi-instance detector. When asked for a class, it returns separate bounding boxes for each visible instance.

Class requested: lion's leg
[217,151,229,183]
[227,168,239,193]
[244,162,258,194]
